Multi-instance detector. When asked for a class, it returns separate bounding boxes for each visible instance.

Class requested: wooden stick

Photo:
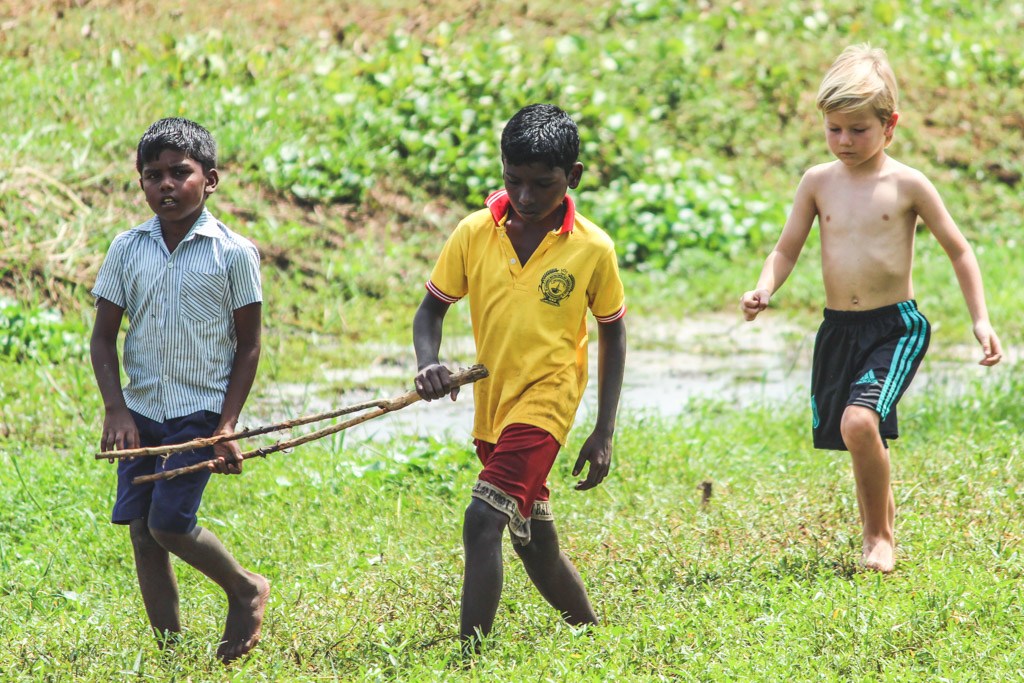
[129,364,487,485]
[98,364,487,461]
[97,396,398,460]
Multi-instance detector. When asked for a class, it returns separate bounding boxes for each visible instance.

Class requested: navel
[825,215,831,222]
[882,213,890,221]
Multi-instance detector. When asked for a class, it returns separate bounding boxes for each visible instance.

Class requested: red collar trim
[485,189,575,234]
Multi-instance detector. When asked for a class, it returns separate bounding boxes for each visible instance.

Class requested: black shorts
[810,301,930,450]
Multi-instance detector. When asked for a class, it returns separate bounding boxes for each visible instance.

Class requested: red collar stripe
[485,189,575,234]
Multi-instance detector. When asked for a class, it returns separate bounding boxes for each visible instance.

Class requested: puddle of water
[258,313,1010,445]
[611,314,813,415]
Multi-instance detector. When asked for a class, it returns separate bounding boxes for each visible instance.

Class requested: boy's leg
[841,405,895,572]
[114,412,182,642]
[512,518,598,625]
[148,525,270,662]
[839,302,929,572]
[462,424,564,651]
[460,498,509,650]
[128,518,181,641]
[147,410,269,662]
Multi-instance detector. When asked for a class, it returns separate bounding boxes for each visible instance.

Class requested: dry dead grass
[0,167,105,304]
[1,0,612,42]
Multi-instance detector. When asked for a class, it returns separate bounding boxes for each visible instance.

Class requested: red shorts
[473,423,560,545]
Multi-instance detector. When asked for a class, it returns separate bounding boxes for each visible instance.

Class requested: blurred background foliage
[0,0,1020,369]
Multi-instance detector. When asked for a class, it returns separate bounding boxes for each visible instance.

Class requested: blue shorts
[112,410,221,534]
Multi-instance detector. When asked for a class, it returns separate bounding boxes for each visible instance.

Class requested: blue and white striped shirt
[92,210,262,422]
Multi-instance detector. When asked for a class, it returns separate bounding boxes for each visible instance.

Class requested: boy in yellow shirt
[742,45,1002,573]
[413,104,627,651]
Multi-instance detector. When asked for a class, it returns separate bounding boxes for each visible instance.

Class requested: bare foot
[217,572,271,663]
[862,538,895,573]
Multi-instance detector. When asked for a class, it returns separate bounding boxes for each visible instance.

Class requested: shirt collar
[145,209,219,242]
[485,189,575,235]
[191,210,222,238]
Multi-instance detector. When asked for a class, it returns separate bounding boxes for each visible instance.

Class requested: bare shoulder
[885,157,934,192]
[801,160,837,185]
[794,161,837,202]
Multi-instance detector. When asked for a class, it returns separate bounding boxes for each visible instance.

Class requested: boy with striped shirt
[741,46,1002,573]
[90,117,269,662]
[413,104,627,651]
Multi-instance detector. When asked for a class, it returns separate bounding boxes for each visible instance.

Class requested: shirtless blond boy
[741,45,1002,573]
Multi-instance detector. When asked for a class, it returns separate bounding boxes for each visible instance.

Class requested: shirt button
[167,262,173,268]
[510,258,516,264]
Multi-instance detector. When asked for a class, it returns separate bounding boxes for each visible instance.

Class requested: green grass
[2,363,1022,680]
[1,0,1022,679]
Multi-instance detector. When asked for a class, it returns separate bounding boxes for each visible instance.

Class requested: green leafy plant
[0,298,87,364]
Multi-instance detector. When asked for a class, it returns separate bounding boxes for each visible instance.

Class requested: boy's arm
[741,171,818,320]
[90,298,140,452]
[573,317,626,491]
[209,302,262,474]
[911,174,1002,366]
[413,293,458,401]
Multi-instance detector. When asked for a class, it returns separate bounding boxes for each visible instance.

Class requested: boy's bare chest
[816,176,918,307]
[817,178,915,244]
[505,224,551,265]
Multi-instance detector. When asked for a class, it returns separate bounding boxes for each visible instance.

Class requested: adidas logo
[855,369,878,385]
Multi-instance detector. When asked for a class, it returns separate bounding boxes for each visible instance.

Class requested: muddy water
[265,313,1002,444]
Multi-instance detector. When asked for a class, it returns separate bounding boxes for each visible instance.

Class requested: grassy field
[1,0,1021,680]
[2,365,1023,680]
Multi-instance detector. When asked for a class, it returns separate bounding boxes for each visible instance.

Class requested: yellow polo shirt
[427,190,626,445]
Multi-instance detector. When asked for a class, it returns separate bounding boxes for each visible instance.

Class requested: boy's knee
[463,499,508,542]
[129,519,163,553]
[512,521,558,561]
[512,536,554,562]
[147,524,190,551]
[840,406,880,445]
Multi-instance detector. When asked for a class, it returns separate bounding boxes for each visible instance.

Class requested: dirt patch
[1,0,612,43]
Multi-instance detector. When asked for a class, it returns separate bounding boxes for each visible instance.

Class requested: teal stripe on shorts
[876,301,928,420]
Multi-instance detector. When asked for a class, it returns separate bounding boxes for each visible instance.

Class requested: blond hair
[816,44,898,123]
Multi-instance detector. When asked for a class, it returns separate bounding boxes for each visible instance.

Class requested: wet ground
[264,313,1005,445]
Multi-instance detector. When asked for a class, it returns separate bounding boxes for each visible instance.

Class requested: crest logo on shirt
[538,268,575,306]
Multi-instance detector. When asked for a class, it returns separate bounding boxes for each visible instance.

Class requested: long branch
[129,364,487,485]
[97,364,486,461]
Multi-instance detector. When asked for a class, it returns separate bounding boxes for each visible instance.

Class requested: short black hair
[500,104,579,174]
[136,117,217,173]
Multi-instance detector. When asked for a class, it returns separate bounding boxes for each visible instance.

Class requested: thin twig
[129,364,487,485]
[98,364,486,460]
[98,398,390,460]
